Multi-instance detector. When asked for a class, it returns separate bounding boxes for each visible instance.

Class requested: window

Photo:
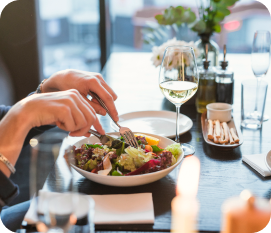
[109,0,271,53]
[38,0,100,79]
[110,0,194,52]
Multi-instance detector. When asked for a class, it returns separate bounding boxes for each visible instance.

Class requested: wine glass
[159,46,198,155]
[29,131,77,233]
[251,30,270,121]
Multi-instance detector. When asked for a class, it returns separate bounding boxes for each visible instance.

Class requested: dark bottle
[215,45,234,104]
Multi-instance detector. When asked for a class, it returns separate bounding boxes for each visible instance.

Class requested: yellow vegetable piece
[134,133,160,146]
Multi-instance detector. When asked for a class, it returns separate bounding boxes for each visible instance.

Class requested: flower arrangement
[151,38,199,68]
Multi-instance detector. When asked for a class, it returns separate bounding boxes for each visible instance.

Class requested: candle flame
[177,156,200,198]
[29,138,38,147]
[240,190,253,201]
[240,190,255,208]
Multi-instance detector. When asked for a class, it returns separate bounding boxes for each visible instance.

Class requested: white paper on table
[242,153,271,177]
[91,193,154,224]
[24,192,155,225]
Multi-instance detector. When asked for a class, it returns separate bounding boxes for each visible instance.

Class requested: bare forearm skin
[0,109,31,177]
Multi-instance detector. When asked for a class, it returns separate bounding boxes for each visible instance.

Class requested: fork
[89,91,139,148]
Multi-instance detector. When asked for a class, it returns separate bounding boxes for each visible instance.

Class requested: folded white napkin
[242,153,271,177]
[25,191,154,225]
[91,194,154,224]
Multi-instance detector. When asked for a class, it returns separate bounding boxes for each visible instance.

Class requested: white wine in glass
[160,81,198,104]
[159,46,198,155]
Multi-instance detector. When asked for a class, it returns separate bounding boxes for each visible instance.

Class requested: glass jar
[195,33,219,67]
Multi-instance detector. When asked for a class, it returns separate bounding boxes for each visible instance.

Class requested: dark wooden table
[45,52,271,233]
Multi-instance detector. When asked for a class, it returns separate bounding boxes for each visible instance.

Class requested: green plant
[143,0,239,45]
[155,0,239,34]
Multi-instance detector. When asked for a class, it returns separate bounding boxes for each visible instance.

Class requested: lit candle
[171,156,200,233]
[221,190,271,233]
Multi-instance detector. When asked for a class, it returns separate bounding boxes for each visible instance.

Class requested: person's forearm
[0,112,31,177]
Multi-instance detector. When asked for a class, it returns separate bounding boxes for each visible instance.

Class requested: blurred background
[0,0,270,105]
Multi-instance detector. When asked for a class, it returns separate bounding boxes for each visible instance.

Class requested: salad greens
[165,143,183,165]
[165,143,183,159]
[74,135,180,176]
[85,144,103,149]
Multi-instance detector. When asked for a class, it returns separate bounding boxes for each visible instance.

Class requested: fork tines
[120,131,139,148]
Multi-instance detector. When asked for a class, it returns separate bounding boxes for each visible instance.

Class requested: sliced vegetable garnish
[98,154,112,176]
[125,159,161,176]
[112,170,123,176]
[151,145,164,153]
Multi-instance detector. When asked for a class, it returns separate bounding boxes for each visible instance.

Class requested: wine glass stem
[175,105,181,143]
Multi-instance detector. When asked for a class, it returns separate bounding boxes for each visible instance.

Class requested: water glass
[29,131,75,232]
[241,79,268,129]
[68,194,95,233]
[46,193,76,233]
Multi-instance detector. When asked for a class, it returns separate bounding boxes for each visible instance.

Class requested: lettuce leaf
[116,142,125,156]
[85,144,103,149]
[165,143,183,162]
[83,158,97,171]
[125,147,153,164]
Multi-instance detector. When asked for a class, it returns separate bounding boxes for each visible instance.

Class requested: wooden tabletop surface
[44,52,271,233]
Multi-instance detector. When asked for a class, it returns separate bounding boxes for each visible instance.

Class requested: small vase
[195,33,219,67]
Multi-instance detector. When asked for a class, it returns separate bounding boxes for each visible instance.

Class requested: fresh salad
[73,134,183,176]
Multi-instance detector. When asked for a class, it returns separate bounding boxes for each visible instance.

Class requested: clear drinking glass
[68,194,95,233]
[159,46,198,155]
[30,131,76,233]
[241,79,268,129]
[251,30,270,121]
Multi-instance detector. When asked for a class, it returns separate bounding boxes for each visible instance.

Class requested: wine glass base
[181,143,195,156]
[248,111,269,122]
[263,114,269,122]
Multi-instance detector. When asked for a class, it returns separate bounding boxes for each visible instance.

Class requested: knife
[88,129,130,149]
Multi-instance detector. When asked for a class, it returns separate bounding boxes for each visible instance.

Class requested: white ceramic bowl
[206,103,232,122]
[71,132,184,187]
[265,150,271,172]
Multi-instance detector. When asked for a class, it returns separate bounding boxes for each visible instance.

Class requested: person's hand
[13,90,105,137]
[42,69,119,121]
[0,90,104,177]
